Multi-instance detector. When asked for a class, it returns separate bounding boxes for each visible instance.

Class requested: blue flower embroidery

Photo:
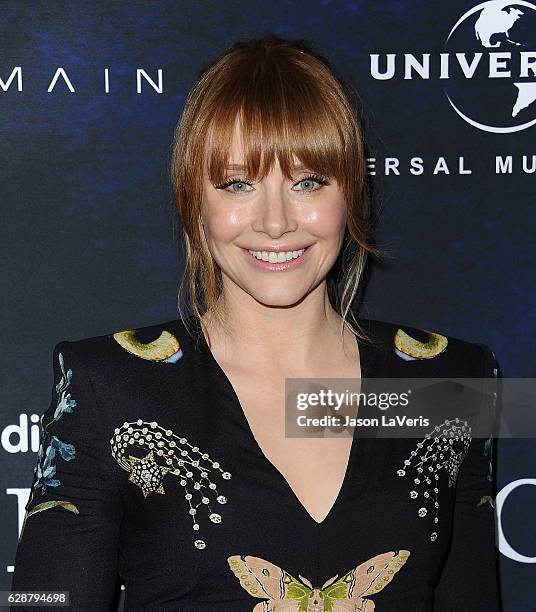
[34,436,76,495]
[53,352,77,421]
[32,352,78,497]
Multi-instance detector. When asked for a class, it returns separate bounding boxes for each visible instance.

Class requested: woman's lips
[241,245,313,271]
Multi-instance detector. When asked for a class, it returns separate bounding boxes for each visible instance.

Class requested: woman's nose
[252,186,298,236]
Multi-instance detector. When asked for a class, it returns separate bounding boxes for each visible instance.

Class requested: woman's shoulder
[54,317,190,373]
[355,315,499,377]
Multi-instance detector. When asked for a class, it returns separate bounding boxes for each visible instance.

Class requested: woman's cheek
[305,201,347,238]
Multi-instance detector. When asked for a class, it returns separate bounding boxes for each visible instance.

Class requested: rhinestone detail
[110,420,232,550]
[396,418,471,542]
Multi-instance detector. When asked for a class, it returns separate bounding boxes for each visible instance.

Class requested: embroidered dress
[11,316,501,611]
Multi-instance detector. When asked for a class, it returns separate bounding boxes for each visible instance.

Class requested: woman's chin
[247,288,311,309]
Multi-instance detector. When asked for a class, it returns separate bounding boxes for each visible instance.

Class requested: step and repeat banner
[1,1,534,610]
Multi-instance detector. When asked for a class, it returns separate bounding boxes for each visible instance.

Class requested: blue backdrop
[1,1,534,609]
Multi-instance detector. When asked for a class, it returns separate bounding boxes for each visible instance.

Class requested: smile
[247,248,306,263]
[241,245,312,271]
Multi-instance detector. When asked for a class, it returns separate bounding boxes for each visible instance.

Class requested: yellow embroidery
[26,499,79,517]
[19,500,79,542]
[394,328,448,360]
[112,329,183,363]
[477,495,496,509]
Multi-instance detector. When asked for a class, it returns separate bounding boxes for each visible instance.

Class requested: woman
[12,34,501,611]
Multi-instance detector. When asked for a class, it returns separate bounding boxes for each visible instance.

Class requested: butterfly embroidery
[227,550,410,611]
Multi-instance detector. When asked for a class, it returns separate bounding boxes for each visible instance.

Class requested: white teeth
[247,248,306,262]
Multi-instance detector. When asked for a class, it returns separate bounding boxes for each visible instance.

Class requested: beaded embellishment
[396,418,471,542]
[110,419,232,550]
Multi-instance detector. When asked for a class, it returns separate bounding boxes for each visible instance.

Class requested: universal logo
[370,1,536,133]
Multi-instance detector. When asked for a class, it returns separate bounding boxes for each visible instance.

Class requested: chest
[223,358,365,523]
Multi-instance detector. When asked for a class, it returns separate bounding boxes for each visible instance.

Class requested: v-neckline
[184,315,380,526]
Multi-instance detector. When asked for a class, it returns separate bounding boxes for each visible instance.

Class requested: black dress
[11,315,502,611]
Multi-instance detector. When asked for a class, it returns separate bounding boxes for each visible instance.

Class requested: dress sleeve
[11,341,123,611]
[433,342,502,611]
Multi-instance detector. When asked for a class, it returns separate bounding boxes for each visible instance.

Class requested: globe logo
[445,1,536,133]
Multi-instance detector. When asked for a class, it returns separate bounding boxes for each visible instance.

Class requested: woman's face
[201,120,347,309]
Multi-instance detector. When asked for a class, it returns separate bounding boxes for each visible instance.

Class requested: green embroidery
[228,550,410,611]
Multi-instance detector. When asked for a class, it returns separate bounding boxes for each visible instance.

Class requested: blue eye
[216,173,330,194]
[216,178,255,193]
[293,175,330,192]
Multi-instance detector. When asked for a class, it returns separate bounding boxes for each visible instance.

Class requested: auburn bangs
[201,61,358,198]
